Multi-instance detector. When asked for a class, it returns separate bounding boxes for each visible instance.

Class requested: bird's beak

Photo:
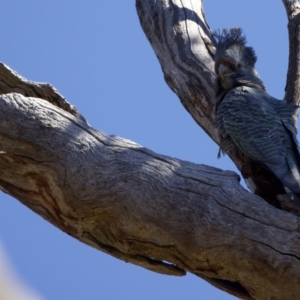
[218,63,230,76]
[218,63,232,89]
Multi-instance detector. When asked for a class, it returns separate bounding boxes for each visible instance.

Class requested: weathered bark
[0,90,300,300]
[0,0,300,299]
[136,0,288,208]
[283,0,300,130]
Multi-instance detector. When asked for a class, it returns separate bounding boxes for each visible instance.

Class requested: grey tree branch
[0,91,300,300]
[0,0,299,299]
[0,62,86,123]
[136,0,286,207]
[282,0,300,129]
[136,0,216,142]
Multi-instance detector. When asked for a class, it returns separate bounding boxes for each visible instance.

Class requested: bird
[214,28,300,197]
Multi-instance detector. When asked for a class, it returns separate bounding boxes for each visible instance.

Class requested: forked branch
[0,0,299,299]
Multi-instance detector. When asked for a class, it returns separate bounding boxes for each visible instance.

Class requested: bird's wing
[271,99,300,154]
[221,87,289,165]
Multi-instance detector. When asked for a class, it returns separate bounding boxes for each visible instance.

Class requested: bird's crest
[214,28,257,68]
[214,28,246,48]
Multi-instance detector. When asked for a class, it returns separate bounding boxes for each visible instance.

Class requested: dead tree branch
[136,0,287,207]
[0,0,299,299]
[282,0,300,129]
[0,90,300,299]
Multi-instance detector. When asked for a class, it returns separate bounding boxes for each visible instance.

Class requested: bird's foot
[277,194,300,215]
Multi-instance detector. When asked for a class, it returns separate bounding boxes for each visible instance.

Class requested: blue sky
[0,1,289,299]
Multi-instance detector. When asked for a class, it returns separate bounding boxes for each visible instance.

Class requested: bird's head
[214,28,265,94]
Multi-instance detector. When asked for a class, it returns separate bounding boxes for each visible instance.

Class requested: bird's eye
[237,63,242,68]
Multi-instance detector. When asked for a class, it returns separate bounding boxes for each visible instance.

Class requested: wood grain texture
[0,0,299,298]
[0,92,300,299]
[136,0,287,207]
[0,62,86,123]
[282,0,300,131]
[136,0,216,141]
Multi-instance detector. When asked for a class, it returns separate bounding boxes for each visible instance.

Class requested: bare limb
[0,62,86,123]
[136,0,216,140]
[282,0,300,129]
[136,0,286,207]
[0,90,300,299]
[0,0,298,299]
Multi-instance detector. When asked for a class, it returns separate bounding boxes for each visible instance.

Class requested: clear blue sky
[0,1,289,299]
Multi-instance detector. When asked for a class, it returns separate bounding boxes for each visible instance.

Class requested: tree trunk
[0,0,300,299]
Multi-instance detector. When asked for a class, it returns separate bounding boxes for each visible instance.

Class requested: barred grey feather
[215,28,300,195]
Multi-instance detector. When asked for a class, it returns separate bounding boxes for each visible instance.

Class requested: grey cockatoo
[214,28,300,196]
